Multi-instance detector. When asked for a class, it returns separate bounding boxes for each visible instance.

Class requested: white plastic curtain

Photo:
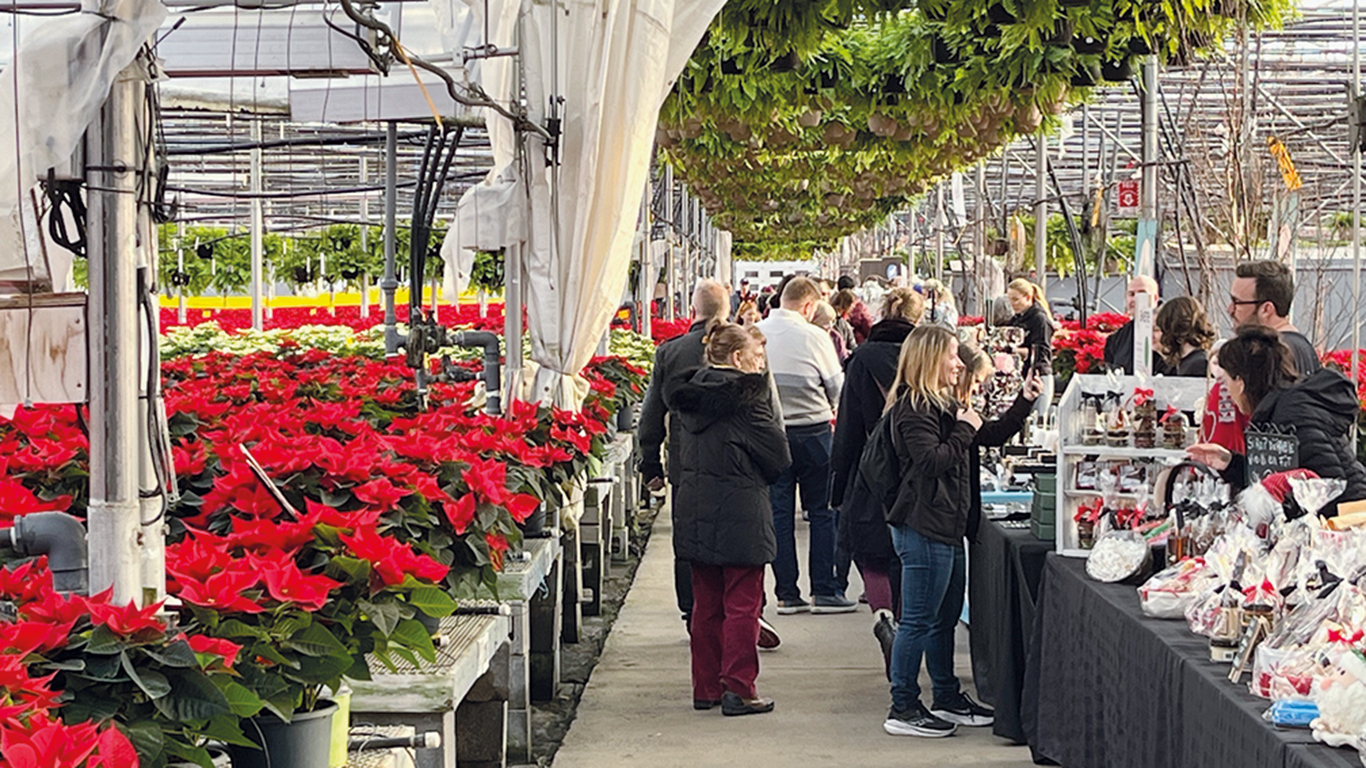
[0,0,168,284]
[441,0,724,406]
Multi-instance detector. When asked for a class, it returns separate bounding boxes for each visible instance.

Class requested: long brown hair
[1217,326,1298,411]
[887,324,959,413]
[1155,296,1215,366]
[955,342,993,404]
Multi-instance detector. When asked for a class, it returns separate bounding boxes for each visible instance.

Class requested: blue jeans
[770,424,836,602]
[889,525,965,712]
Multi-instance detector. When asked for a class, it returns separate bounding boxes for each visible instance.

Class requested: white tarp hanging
[439,0,724,406]
[0,0,168,285]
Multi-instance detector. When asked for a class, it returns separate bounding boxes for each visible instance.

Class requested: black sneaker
[872,613,895,680]
[775,598,810,615]
[931,691,995,727]
[883,703,957,738]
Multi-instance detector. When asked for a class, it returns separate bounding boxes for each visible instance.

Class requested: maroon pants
[690,563,764,700]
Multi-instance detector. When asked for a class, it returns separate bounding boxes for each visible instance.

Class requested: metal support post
[637,181,652,338]
[382,123,400,354]
[176,220,186,324]
[1353,0,1362,421]
[1034,133,1047,296]
[1136,55,1160,280]
[360,156,370,319]
[87,68,144,604]
[250,119,263,331]
[504,241,524,401]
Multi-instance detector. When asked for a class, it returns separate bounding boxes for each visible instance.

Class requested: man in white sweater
[756,276,851,614]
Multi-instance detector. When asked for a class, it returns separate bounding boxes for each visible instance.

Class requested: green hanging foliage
[662,0,1293,259]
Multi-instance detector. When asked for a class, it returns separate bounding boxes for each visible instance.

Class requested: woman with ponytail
[1005,278,1056,412]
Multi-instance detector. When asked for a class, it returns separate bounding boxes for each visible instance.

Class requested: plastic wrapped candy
[1139,557,1217,619]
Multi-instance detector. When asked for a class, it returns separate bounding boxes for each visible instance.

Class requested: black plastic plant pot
[292,267,311,284]
[720,58,743,75]
[1127,35,1154,55]
[196,243,214,260]
[770,50,801,73]
[883,75,908,94]
[1046,20,1074,46]
[229,702,338,768]
[1059,0,1090,6]
[340,267,360,280]
[981,23,1003,38]
[1072,34,1107,55]
[933,35,961,64]
[1071,60,1102,87]
[986,3,1018,24]
[820,70,838,89]
[1101,57,1135,82]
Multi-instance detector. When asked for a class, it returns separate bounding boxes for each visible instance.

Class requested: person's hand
[958,407,983,429]
[1021,370,1044,402]
[1186,443,1232,471]
[1014,346,1030,357]
[646,476,665,492]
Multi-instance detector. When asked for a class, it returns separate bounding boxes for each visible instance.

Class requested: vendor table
[968,518,1052,744]
[1021,554,1359,768]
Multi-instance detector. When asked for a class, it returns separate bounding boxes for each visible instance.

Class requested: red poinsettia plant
[0,557,256,768]
[166,490,457,722]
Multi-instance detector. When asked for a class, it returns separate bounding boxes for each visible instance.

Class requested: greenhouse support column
[1034,133,1047,297]
[504,241,524,400]
[1353,0,1362,415]
[1136,55,1159,280]
[87,68,143,605]
[637,181,652,338]
[934,185,945,283]
[250,119,263,331]
[360,157,370,319]
[975,162,986,315]
[176,220,186,324]
[382,123,400,355]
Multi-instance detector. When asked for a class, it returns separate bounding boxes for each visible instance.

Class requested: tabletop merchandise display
[1134,473,1366,763]
[1055,374,1209,556]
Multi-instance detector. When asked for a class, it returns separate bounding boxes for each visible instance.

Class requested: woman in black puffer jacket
[665,322,791,717]
[1188,326,1366,514]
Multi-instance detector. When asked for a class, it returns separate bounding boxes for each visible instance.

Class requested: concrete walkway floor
[553,504,1040,768]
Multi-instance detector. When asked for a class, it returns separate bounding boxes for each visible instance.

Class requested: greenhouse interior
[3,0,1366,767]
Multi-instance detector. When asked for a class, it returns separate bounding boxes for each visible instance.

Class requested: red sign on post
[1116,179,1139,217]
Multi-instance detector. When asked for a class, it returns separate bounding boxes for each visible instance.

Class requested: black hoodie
[664,367,792,565]
[1223,367,1366,514]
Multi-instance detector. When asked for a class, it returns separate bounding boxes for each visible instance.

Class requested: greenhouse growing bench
[350,613,511,768]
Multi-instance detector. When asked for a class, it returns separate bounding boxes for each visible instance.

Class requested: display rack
[1054,373,1210,557]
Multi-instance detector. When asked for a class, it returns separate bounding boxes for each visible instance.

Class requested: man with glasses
[1227,260,1320,377]
[1103,275,1160,375]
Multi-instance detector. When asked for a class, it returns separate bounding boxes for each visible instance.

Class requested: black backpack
[849,407,904,521]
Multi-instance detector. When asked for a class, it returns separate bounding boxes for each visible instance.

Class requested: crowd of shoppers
[639,259,1366,727]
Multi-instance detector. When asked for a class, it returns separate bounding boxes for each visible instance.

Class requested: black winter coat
[1009,303,1054,374]
[885,396,978,545]
[664,367,792,566]
[830,318,914,564]
[1221,367,1366,515]
[637,321,707,482]
[966,395,1035,542]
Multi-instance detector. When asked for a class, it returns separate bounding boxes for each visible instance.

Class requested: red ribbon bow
[1242,579,1277,601]
[1133,388,1154,406]
[1327,628,1364,645]
[1158,406,1179,425]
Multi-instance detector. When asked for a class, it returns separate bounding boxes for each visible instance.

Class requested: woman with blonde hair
[1005,278,1055,413]
[665,322,791,715]
[881,286,926,326]
[881,325,995,738]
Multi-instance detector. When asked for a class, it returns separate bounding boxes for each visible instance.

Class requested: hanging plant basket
[1046,20,1075,46]
[883,75,907,95]
[986,4,1019,25]
[1101,57,1135,82]
[1070,60,1102,87]
[1127,35,1155,55]
[770,50,801,73]
[933,34,962,64]
[720,58,743,75]
[1059,0,1091,6]
[1073,34,1107,54]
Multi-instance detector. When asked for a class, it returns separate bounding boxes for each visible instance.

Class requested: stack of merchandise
[1137,476,1366,760]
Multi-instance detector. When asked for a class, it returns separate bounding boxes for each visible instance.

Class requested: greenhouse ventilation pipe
[449,330,502,415]
[9,513,88,594]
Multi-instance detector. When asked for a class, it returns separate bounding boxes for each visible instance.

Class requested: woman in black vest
[665,323,791,716]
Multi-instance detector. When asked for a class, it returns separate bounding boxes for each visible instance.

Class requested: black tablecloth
[1021,553,1359,768]
[968,519,1053,743]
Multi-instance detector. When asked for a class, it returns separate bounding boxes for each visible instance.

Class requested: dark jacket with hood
[1221,367,1366,514]
[664,367,792,565]
[830,318,914,564]
[637,321,707,482]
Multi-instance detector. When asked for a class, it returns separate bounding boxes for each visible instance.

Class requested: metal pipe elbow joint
[449,330,502,415]
[9,512,88,594]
